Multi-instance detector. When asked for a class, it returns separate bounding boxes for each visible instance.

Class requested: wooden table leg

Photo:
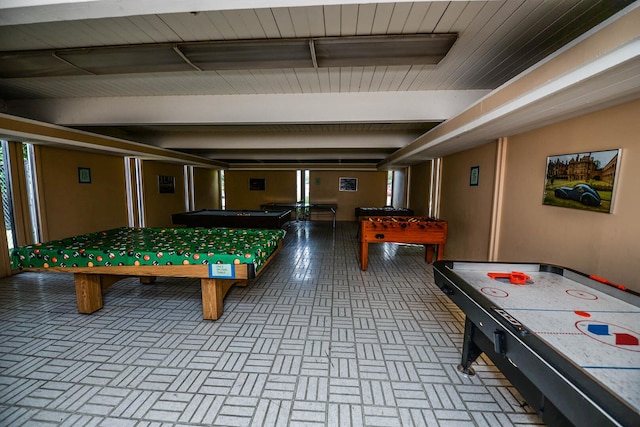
[201,278,238,320]
[201,278,222,320]
[74,273,104,314]
[360,241,369,270]
[425,244,445,263]
[425,245,434,263]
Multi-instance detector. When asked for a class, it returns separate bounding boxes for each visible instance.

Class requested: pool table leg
[74,273,104,314]
[202,279,223,320]
[201,279,250,320]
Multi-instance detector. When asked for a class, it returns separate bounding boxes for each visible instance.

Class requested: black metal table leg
[458,316,483,375]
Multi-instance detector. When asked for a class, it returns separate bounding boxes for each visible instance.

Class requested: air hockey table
[433,261,639,427]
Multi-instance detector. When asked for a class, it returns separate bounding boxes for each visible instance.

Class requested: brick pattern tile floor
[0,221,544,426]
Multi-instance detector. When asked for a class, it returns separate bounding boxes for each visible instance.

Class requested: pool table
[11,227,286,320]
[433,261,640,427]
[359,216,447,270]
[172,209,291,229]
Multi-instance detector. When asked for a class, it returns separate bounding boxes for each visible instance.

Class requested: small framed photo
[339,177,358,191]
[249,178,266,191]
[470,166,479,186]
[78,167,91,184]
[158,175,175,194]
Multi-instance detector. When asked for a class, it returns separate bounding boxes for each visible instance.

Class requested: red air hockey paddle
[488,271,532,285]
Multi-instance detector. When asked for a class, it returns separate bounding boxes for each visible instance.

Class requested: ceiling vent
[0,33,457,78]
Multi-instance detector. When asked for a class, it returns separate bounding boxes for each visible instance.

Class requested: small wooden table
[359,216,447,270]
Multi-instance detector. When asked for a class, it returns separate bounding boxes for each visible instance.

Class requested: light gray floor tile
[0,221,544,426]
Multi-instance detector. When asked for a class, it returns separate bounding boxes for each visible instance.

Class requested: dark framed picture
[78,167,91,184]
[249,178,266,191]
[543,149,620,213]
[339,177,358,191]
[158,175,175,194]
[470,166,479,186]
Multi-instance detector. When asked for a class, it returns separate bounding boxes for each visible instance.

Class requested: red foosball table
[359,216,448,270]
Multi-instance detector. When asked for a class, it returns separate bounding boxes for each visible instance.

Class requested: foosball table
[359,216,448,270]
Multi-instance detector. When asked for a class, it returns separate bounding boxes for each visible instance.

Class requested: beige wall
[439,142,498,261]
[225,169,387,221]
[142,161,186,227]
[498,99,640,291]
[224,170,297,210]
[14,97,639,295]
[193,167,220,210]
[438,99,639,291]
[37,146,128,240]
[408,161,431,216]
[310,170,387,221]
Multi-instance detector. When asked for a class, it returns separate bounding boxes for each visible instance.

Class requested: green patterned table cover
[11,227,286,272]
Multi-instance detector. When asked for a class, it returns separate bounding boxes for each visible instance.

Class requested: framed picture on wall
[339,177,358,191]
[158,175,175,194]
[249,178,266,191]
[470,166,479,186]
[542,149,620,213]
[78,167,91,184]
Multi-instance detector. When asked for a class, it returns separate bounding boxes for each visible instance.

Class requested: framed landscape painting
[339,177,358,191]
[543,149,620,213]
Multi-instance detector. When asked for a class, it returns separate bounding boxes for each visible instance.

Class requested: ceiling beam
[6,91,490,127]
[151,132,416,150]
[228,163,380,171]
[0,113,227,168]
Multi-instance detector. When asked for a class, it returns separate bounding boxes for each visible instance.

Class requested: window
[24,144,41,243]
[0,142,41,247]
[184,165,194,210]
[124,157,145,227]
[220,170,225,209]
[304,170,309,204]
[297,169,310,204]
[386,170,393,206]
[0,141,16,249]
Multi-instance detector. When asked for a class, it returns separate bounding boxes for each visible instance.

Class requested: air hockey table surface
[433,261,639,427]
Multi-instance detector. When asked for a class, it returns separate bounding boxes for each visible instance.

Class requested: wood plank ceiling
[0,0,637,167]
